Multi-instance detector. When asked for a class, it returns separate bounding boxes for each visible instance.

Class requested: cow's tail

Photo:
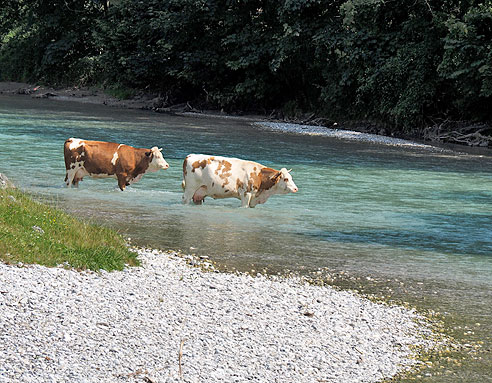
[182,156,190,190]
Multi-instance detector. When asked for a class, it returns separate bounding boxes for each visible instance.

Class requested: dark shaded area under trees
[1,0,491,146]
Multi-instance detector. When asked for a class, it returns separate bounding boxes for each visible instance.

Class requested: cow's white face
[149,147,170,171]
[277,168,298,194]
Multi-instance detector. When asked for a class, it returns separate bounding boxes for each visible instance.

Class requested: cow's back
[184,154,258,181]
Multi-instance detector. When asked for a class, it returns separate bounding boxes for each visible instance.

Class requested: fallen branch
[423,122,492,147]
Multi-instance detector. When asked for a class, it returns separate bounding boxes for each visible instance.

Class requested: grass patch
[0,188,139,271]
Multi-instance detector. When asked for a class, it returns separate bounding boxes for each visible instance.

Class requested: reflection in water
[1,94,492,382]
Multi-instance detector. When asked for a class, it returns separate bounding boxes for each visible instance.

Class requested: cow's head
[275,168,298,194]
[147,147,170,171]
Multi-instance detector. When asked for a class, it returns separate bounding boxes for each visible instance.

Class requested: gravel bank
[0,248,435,383]
[255,121,437,149]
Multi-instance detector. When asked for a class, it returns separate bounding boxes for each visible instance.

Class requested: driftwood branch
[423,122,491,147]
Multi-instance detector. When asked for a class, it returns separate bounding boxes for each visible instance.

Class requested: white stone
[0,248,438,383]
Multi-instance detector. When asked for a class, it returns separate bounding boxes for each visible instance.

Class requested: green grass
[0,188,139,271]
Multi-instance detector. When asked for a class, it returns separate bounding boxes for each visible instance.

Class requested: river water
[1,94,491,382]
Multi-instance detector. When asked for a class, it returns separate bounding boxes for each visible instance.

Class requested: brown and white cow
[64,138,169,190]
[182,154,298,207]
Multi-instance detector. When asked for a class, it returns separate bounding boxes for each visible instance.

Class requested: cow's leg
[117,173,128,191]
[64,172,71,188]
[65,168,76,188]
[241,192,253,208]
[181,176,194,204]
[182,182,200,204]
[66,164,87,188]
[182,188,194,204]
[192,185,208,205]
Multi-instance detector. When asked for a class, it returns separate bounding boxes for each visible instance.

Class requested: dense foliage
[1,0,491,132]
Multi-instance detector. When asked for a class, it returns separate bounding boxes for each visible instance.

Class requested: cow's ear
[272,171,282,182]
[145,151,152,157]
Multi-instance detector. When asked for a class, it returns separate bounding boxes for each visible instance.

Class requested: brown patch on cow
[247,167,274,192]
[236,179,244,190]
[129,148,152,180]
[258,167,281,192]
[247,173,256,192]
[215,160,232,181]
[192,160,208,172]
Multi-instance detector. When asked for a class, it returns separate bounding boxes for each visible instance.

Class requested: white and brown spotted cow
[182,154,298,207]
[64,138,169,191]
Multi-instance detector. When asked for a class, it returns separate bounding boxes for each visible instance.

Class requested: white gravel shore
[255,121,437,149]
[0,248,435,383]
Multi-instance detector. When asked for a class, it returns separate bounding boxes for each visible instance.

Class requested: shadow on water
[1,94,492,382]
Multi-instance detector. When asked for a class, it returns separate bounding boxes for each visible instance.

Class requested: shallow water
[1,94,491,382]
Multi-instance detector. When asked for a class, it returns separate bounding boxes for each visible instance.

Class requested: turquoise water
[1,95,492,381]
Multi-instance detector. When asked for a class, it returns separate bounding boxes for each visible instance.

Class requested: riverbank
[0,247,440,383]
[254,121,437,149]
[2,81,489,151]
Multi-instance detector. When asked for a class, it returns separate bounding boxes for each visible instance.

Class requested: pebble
[0,248,437,383]
[31,225,45,235]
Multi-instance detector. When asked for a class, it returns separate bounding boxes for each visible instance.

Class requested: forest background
[0,0,491,142]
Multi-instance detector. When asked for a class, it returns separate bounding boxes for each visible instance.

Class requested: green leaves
[1,0,491,127]
[438,4,492,115]
[0,0,102,83]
